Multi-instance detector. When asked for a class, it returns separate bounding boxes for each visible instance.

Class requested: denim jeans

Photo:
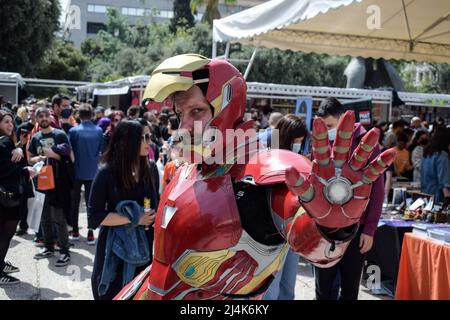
[264,248,299,300]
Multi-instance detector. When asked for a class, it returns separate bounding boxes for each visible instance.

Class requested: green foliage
[170,0,195,33]
[398,62,450,93]
[78,8,450,93]
[0,0,60,76]
[80,8,213,81]
[80,8,348,86]
[35,40,89,81]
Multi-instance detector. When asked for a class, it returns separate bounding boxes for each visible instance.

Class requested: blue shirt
[258,128,272,148]
[69,121,103,180]
[421,151,450,203]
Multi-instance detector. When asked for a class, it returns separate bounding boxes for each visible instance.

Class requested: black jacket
[0,135,29,196]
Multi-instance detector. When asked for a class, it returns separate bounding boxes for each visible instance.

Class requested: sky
[59,0,71,26]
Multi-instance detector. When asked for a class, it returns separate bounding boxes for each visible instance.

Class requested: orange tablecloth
[395,233,450,300]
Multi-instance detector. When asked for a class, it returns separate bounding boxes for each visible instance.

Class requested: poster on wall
[295,97,313,130]
[295,97,313,156]
[359,110,372,125]
[342,98,373,125]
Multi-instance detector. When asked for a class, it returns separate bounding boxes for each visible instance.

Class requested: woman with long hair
[0,110,36,285]
[421,126,450,203]
[88,120,159,299]
[136,118,159,162]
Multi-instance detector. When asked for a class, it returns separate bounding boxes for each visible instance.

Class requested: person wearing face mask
[60,106,75,134]
[264,114,309,300]
[314,97,385,300]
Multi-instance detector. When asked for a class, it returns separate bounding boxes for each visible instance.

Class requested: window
[87,22,106,34]
[194,12,203,21]
[156,10,174,18]
[87,4,107,13]
[122,7,146,16]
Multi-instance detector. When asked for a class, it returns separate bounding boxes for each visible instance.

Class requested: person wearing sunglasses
[88,120,159,300]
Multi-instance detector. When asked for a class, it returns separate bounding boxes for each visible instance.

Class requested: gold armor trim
[209,76,236,116]
[143,54,210,102]
[173,250,236,288]
[236,244,289,295]
[152,54,209,74]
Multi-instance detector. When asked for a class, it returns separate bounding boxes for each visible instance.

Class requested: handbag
[27,181,46,232]
[37,159,55,191]
[0,184,21,208]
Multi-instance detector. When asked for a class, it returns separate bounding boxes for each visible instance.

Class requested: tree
[105,7,132,43]
[170,0,195,33]
[0,0,60,76]
[190,0,236,25]
[399,62,450,93]
[77,9,358,88]
[35,40,89,81]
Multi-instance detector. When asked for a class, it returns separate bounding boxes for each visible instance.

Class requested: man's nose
[179,117,193,133]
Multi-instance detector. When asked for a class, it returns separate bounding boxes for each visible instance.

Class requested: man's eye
[193,108,203,114]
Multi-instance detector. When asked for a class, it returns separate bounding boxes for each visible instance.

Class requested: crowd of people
[0,87,448,300]
[0,95,181,293]
[374,116,450,204]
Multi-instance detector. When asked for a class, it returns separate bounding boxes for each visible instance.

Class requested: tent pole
[212,40,217,59]
[224,42,230,59]
[244,47,258,80]
[388,90,393,122]
[16,81,19,105]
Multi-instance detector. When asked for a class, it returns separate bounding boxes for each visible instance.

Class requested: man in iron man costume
[115,54,396,300]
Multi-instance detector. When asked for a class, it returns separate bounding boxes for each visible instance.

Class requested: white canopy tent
[76,76,150,98]
[212,0,450,65]
[0,72,26,104]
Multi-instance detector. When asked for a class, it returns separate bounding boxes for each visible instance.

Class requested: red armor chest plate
[154,164,243,265]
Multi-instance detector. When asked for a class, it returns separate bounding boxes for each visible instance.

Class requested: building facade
[62,0,266,48]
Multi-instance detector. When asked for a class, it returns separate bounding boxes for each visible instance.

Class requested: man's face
[411,119,421,128]
[29,105,38,122]
[37,112,51,129]
[54,98,70,116]
[61,98,71,109]
[321,115,340,130]
[174,85,213,145]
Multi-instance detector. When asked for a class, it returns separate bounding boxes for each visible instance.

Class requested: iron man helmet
[143,54,248,163]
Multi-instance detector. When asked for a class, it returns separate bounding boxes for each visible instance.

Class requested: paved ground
[0,196,391,300]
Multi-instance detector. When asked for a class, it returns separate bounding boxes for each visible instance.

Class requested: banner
[295,97,313,131]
